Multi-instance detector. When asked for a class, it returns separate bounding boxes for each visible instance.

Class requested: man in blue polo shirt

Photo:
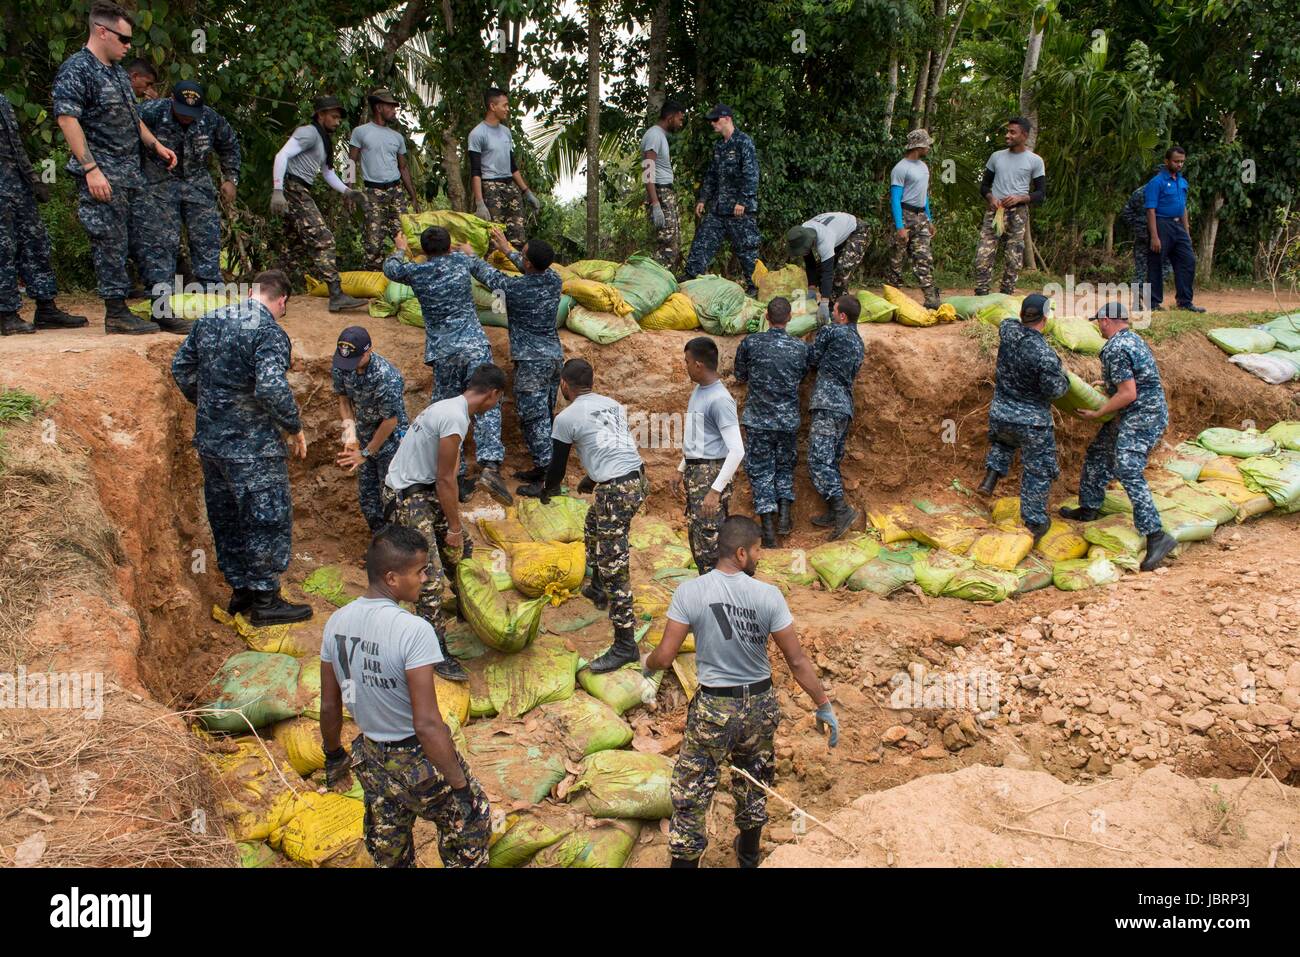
[1144,147,1204,313]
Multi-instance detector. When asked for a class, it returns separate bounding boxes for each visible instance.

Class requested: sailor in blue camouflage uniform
[382,226,512,508]
[136,81,241,295]
[976,294,1069,539]
[171,270,314,625]
[464,227,564,491]
[0,92,87,336]
[332,326,409,533]
[53,6,185,334]
[682,104,760,296]
[733,297,808,546]
[806,294,865,541]
[1062,302,1178,572]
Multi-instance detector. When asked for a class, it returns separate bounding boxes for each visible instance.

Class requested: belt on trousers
[364,179,401,189]
[483,176,513,183]
[685,457,725,466]
[902,202,926,214]
[700,677,772,698]
[598,466,645,486]
[284,173,314,190]
[394,481,437,502]
[366,734,419,750]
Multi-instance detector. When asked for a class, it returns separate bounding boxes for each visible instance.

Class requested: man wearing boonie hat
[885,128,941,309]
[785,209,870,322]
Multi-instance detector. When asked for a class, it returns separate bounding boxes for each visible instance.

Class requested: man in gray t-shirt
[644,515,838,868]
[532,358,648,675]
[349,89,421,269]
[319,525,491,868]
[974,116,1047,296]
[886,128,941,308]
[641,101,686,270]
[468,87,540,245]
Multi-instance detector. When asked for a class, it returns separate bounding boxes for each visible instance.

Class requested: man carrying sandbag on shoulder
[1060,302,1178,572]
[319,525,491,868]
[535,358,648,674]
[643,515,838,868]
[382,363,509,681]
[976,293,1068,544]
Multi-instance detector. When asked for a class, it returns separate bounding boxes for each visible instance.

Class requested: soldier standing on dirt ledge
[170,269,314,626]
[806,294,864,541]
[643,515,838,868]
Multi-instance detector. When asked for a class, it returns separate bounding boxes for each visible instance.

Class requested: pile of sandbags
[1211,315,1300,384]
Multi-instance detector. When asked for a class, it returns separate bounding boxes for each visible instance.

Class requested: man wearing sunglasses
[54,1,179,335]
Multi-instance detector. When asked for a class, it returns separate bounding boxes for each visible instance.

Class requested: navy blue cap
[1020,293,1051,322]
[1093,301,1130,322]
[333,326,372,371]
[171,80,205,118]
[704,103,734,121]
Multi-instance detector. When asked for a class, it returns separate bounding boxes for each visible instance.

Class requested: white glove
[650,203,666,228]
[524,190,542,211]
[475,200,491,220]
[817,300,831,326]
[269,189,287,216]
[341,418,358,449]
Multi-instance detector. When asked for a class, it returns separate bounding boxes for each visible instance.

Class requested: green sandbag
[941,566,1019,602]
[130,291,231,320]
[567,259,620,283]
[479,307,508,328]
[198,651,303,731]
[301,566,355,607]
[1196,427,1277,458]
[445,619,489,661]
[237,841,277,869]
[537,693,633,756]
[1264,421,1300,451]
[1262,327,1300,351]
[529,819,640,868]
[809,537,880,589]
[1159,507,1218,543]
[400,210,492,255]
[612,255,678,319]
[1206,327,1276,355]
[1048,315,1105,355]
[1087,544,1139,573]
[1238,454,1300,510]
[469,694,497,718]
[516,495,589,543]
[629,516,684,549]
[680,276,746,334]
[567,750,674,819]
[1013,554,1054,593]
[1053,556,1121,591]
[756,264,808,303]
[485,635,579,718]
[912,550,974,597]
[1081,514,1144,556]
[784,298,821,337]
[1163,440,1216,481]
[462,723,566,804]
[578,638,663,715]
[556,293,575,328]
[1159,482,1237,525]
[1052,372,1115,423]
[368,298,398,319]
[846,557,914,596]
[1163,459,1203,482]
[736,297,767,335]
[384,280,414,304]
[396,296,423,328]
[565,304,641,344]
[457,557,546,653]
[1262,350,1300,373]
[757,548,819,589]
[855,288,897,323]
[489,813,571,868]
[943,293,1020,321]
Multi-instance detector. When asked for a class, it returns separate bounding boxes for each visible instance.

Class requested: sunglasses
[98,23,133,45]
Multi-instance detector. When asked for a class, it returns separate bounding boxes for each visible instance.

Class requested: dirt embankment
[2,293,1298,867]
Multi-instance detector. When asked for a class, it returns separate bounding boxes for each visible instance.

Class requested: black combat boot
[669,856,699,868]
[586,623,639,674]
[811,500,835,528]
[1027,521,1050,547]
[760,512,777,548]
[104,298,159,335]
[477,463,514,507]
[153,307,194,335]
[458,475,477,503]
[1059,504,1100,521]
[581,566,608,609]
[978,469,1000,495]
[247,589,313,625]
[776,500,793,536]
[227,587,255,616]
[0,311,35,335]
[327,279,367,312]
[33,299,88,329]
[734,827,763,868]
[513,464,546,482]
[827,497,860,541]
[1139,530,1178,572]
[434,630,469,682]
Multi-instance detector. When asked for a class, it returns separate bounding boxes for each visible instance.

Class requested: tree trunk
[923,0,970,130]
[646,0,670,120]
[1103,211,1115,255]
[884,51,899,136]
[1018,4,1047,150]
[1198,111,1237,281]
[909,50,932,126]
[376,0,431,81]
[585,0,602,255]
[441,127,466,210]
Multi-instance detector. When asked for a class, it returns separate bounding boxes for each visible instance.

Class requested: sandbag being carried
[1230,352,1298,384]
[855,289,897,324]
[400,210,492,255]
[566,304,641,344]
[809,536,880,589]
[883,284,936,327]
[508,540,585,603]
[640,292,699,331]
[1052,372,1115,422]
[198,651,303,732]
[680,276,746,335]
[1265,421,1300,452]
[1207,327,1276,356]
[613,255,681,320]
[1238,455,1300,511]
[458,557,547,653]
[567,750,674,819]
[1048,315,1105,355]
[562,278,634,316]
[1197,427,1277,458]
[784,297,822,337]
[756,264,808,303]
[1053,556,1121,591]
[305,271,388,300]
[516,496,589,543]
[485,635,580,717]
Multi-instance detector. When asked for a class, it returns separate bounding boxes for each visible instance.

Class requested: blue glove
[814,703,839,748]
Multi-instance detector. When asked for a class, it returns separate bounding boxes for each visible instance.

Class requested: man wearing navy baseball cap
[977,293,1069,544]
[135,78,242,308]
[1061,301,1177,571]
[332,326,410,534]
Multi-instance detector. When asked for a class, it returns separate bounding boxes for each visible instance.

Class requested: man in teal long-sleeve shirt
[885,128,940,309]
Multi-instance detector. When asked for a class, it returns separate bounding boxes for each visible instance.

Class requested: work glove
[324,747,351,788]
[814,703,840,747]
[269,189,288,216]
[463,537,474,560]
[816,300,831,326]
[577,475,596,494]
[650,203,666,228]
[30,180,50,204]
[344,188,368,216]
[475,199,491,221]
[524,190,542,211]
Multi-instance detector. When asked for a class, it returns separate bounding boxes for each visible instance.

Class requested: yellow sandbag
[672,653,698,699]
[1036,520,1088,561]
[479,507,534,548]
[508,540,585,603]
[1197,479,1275,519]
[904,512,984,555]
[932,303,959,323]
[305,271,388,299]
[550,263,574,281]
[1198,456,1245,484]
[991,497,1023,526]
[562,278,634,316]
[883,284,936,327]
[272,717,329,776]
[566,259,620,283]
[640,292,699,331]
[756,263,808,303]
[644,620,694,654]
[633,581,676,621]
[868,504,916,543]
[203,738,297,843]
[488,250,522,274]
[968,527,1034,571]
[751,259,768,285]
[212,606,317,658]
[271,791,365,866]
[517,496,589,543]
[436,674,472,726]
